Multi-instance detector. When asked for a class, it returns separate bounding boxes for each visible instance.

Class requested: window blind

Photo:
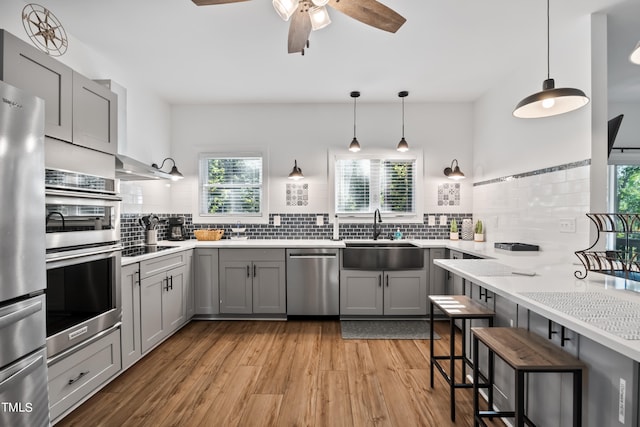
[200,156,263,215]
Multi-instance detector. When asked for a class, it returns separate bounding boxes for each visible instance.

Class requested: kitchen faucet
[373,209,382,240]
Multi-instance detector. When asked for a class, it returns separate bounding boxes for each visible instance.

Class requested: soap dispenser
[394,228,403,240]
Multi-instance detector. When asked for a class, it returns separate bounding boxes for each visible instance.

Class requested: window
[332,151,420,218]
[611,164,640,254]
[199,154,264,217]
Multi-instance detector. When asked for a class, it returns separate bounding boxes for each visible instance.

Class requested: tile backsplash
[120,213,472,247]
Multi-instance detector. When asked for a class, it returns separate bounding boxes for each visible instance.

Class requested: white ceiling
[30,0,639,104]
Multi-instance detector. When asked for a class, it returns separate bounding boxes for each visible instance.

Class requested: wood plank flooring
[56,320,505,427]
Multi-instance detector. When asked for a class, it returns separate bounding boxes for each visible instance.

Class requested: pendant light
[396,90,409,152]
[631,41,640,65]
[513,0,589,119]
[288,160,304,180]
[349,91,361,152]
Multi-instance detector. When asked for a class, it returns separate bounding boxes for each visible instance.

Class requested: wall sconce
[151,157,184,181]
[443,159,465,180]
[288,160,304,180]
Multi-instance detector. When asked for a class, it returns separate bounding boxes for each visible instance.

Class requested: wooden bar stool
[429,295,495,422]
[471,327,586,427]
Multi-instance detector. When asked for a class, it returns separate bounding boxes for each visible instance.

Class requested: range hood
[115,154,173,180]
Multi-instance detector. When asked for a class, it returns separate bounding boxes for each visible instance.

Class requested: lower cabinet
[194,248,219,315]
[48,327,121,422]
[121,263,141,370]
[218,249,286,314]
[340,269,427,316]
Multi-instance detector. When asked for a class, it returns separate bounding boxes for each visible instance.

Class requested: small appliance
[168,216,186,241]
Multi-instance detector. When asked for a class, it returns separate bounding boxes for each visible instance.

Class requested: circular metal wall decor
[22,4,68,56]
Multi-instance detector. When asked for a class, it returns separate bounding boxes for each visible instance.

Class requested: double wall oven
[45,168,121,358]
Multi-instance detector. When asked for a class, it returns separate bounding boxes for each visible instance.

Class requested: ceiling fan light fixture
[631,41,640,65]
[311,0,329,6]
[309,6,331,31]
[272,0,298,21]
[513,0,589,119]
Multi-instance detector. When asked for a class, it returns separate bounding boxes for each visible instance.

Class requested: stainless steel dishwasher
[286,248,339,316]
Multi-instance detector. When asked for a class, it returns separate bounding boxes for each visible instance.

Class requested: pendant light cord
[401,96,405,138]
[353,96,357,139]
[546,0,550,80]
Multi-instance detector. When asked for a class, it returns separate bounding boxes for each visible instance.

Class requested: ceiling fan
[191,0,406,55]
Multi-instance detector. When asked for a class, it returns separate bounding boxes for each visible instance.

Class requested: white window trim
[327,148,424,223]
[196,151,270,225]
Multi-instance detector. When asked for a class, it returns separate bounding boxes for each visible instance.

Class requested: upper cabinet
[72,72,117,154]
[0,29,72,142]
[0,30,117,155]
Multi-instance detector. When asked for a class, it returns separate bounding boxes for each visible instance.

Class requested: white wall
[167,102,474,222]
[472,13,598,258]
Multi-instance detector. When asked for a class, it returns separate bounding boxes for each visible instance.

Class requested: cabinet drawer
[48,327,121,421]
[219,248,285,262]
[140,252,186,279]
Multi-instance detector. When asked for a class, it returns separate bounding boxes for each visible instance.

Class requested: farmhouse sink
[343,241,424,270]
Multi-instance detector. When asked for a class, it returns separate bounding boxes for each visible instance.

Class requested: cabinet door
[140,273,167,354]
[0,30,73,141]
[525,310,579,426]
[383,270,427,315]
[253,261,286,314]
[72,72,117,154]
[194,248,219,315]
[340,270,383,315]
[219,261,252,314]
[120,263,141,370]
[184,250,195,320]
[165,265,186,332]
[429,248,447,296]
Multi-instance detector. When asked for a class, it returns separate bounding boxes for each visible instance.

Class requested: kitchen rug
[340,320,440,340]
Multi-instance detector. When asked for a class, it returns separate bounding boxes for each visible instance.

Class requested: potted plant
[450,219,459,240]
[474,220,484,242]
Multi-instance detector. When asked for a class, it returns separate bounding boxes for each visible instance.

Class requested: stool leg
[450,318,456,421]
[514,369,525,427]
[473,334,480,427]
[430,301,434,388]
[573,369,582,427]
[461,318,467,384]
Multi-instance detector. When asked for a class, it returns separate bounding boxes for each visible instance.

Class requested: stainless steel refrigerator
[0,80,49,427]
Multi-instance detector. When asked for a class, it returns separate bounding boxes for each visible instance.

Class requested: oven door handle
[46,246,121,267]
[45,188,122,202]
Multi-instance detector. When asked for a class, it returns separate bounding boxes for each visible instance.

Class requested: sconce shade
[288,160,304,180]
[631,41,640,65]
[152,157,184,181]
[444,159,465,180]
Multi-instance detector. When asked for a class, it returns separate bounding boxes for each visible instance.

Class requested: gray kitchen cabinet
[139,251,189,354]
[194,248,220,315]
[429,248,447,296]
[524,310,580,427]
[340,269,427,316]
[120,263,141,370]
[446,250,465,295]
[218,249,286,315]
[0,30,73,142]
[72,72,118,154]
[578,335,638,427]
[185,250,195,320]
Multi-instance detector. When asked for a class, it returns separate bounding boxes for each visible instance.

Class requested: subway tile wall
[120,213,472,247]
[472,160,591,262]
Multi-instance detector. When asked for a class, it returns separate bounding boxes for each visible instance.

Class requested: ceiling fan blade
[288,8,312,54]
[328,0,406,33]
[191,0,251,5]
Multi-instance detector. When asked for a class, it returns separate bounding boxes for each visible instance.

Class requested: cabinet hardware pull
[169,275,173,290]
[68,370,90,385]
[253,264,256,277]
[134,270,140,286]
[378,275,382,287]
[247,265,250,278]
[386,274,389,287]
[560,325,570,347]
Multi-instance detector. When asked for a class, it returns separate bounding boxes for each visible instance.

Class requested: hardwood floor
[57,320,505,427]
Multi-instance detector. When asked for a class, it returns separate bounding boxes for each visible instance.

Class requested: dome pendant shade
[288,160,304,180]
[349,137,361,152]
[631,41,640,65]
[397,137,409,152]
[513,78,590,118]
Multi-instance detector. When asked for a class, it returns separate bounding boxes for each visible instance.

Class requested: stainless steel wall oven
[44,168,121,358]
